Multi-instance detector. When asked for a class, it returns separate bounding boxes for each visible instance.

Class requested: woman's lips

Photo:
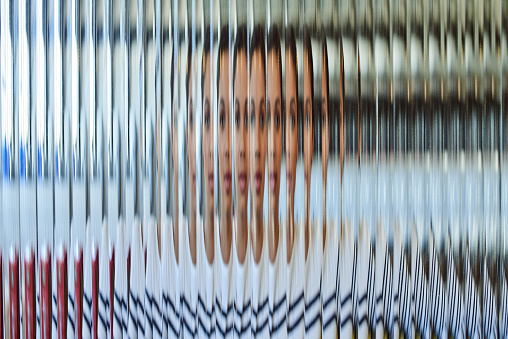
[270,172,277,193]
[255,171,262,193]
[224,172,232,194]
[208,173,214,195]
[238,172,247,193]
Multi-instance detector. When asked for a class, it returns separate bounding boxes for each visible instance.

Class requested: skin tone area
[172,102,179,264]
[218,50,233,264]
[233,49,249,265]
[187,60,197,265]
[267,49,282,264]
[321,50,329,249]
[202,52,215,265]
[250,49,267,264]
[303,47,313,261]
[285,49,298,264]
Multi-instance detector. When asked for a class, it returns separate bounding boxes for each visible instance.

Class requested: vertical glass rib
[80,0,97,240]
[392,0,409,247]
[143,0,158,228]
[161,0,171,219]
[96,0,112,237]
[340,0,358,238]
[56,0,72,247]
[112,0,127,232]
[71,0,86,245]
[18,0,35,248]
[35,0,52,248]
[128,0,143,230]
[358,0,375,243]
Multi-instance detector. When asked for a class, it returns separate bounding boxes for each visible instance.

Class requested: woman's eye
[235,111,240,128]
[260,110,265,129]
[244,113,248,128]
[291,113,295,129]
[267,110,271,128]
[306,113,310,127]
[204,112,210,127]
[251,112,255,127]
[220,113,225,128]
[189,112,194,126]
[275,113,280,129]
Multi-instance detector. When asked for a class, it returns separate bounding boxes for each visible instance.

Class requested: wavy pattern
[7,220,508,338]
[447,246,466,339]
[429,234,448,339]
[465,249,482,339]
[500,273,508,338]
[483,260,498,339]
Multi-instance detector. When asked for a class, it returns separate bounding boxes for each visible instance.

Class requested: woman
[160,47,180,339]
[303,29,323,339]
[186,47,197,267]
[181,42,198,338]
[285,26,305,339]
[249,25,269,339]
[320,36,338,338]
[197,27,216,338]
[232,25,252,338]
[214,26,235,339]
[266,26,287,338]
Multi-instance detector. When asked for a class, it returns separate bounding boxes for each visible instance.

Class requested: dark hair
[303,28,313,104]
[267,26,282,99]
[285,25,298,103]
[285,25,298,153]
[322,35,329,112]
[233,25,248,98]
[201,26,211,99]
[217,26,229,91]
[268,26,284,151]
[249,24,266,80]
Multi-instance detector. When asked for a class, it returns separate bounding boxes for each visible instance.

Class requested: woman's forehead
[219,69,229,96]
[250,51,264,76]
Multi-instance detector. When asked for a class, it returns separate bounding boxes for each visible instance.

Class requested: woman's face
[202,53,214,211]
[249,49,267,212]
[285,50,298,200]
[187,66,196,206]
[218,51,232,210]
[267,50,282,214]
[321,54,329,180]
[303,48,313,192]
[233,50,249,207]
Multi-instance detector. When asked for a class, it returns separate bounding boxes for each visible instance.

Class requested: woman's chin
[238,194,248,206]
